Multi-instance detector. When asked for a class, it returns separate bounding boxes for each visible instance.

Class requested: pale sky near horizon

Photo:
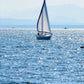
[0,0,84,12]
[0,0,84,24]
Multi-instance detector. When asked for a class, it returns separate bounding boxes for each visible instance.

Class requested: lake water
[0,29,84,84]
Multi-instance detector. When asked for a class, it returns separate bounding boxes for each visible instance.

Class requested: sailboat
[36,0,52,40]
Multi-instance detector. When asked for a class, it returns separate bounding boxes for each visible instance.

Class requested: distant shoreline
[0,28,84,30]
[0,25,84,29]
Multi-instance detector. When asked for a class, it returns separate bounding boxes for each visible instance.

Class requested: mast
[44,0,51,32]
[42,11,43,32]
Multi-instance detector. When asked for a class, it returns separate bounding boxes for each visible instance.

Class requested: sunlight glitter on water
[0,29,84,84]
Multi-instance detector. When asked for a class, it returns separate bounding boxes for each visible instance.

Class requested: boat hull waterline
[36,35,51,40]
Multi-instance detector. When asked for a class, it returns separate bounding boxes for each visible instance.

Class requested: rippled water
[0,29,84,84]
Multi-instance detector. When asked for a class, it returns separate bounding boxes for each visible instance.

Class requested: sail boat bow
[36,0,52,40]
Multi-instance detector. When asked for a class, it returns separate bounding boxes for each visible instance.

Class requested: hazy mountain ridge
[0,4,84,26]
[48,4,84,25]
[0,18,36,25]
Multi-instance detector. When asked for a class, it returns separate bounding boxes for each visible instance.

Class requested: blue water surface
[0,29,84,84]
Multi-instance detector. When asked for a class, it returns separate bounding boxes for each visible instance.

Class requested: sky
[0,0,84,12]
[0,0,84,25]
